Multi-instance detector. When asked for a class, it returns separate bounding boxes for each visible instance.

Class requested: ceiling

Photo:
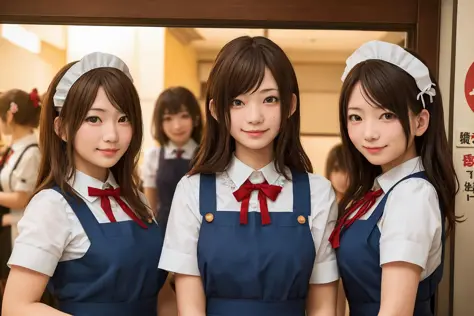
[192,28,406,53]
[12,25,406,63]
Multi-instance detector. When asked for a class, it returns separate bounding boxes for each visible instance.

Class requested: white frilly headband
[341,40,436,108]
[53,52,133,110]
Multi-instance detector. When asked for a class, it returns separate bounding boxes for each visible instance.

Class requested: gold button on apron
[297,215,306,224]
[205,213,214,223]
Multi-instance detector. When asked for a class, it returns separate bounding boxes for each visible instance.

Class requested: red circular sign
[465,62,474,112]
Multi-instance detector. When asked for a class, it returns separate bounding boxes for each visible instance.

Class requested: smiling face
[346,81,420,172]
[161,108,194,147]
[227,68,283,160]
[72,87,132,180]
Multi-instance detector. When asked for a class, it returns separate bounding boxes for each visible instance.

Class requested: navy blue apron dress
[155,147,191,235]
[48,187,168,316]
[197,170,316,316]
[337,172,445,316]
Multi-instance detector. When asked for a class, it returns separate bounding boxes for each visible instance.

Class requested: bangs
[224,47,267,98]
[97,68,138,116]
[355,60,410,115]
[160,100,188,116]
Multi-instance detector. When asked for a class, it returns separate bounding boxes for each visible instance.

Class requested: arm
[378,180,442,316]
[158,176,205,315]
[141,147,160,213]
[306,281,338,316]
[2,266,70,316]
[378,262,421,316]
[175,274,206,316]
[157,277,178,316]
[306,176,340,316]
[336,280,347,316]
[0,191,31,211]
[3,190,72,315]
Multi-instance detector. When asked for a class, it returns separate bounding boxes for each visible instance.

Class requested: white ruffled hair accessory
[53,52,133,110]
[341,40,436,108]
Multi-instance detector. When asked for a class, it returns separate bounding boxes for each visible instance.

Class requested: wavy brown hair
[33,61,149,220]
[339,50,460,234]
[189,36,312,178]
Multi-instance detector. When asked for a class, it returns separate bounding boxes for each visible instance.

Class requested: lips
[363,146,386,154]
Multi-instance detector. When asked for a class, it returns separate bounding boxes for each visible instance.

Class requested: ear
[414,109,430,136]
[288,94,297,118]
[209,99,217,121]
[54,117,67,142]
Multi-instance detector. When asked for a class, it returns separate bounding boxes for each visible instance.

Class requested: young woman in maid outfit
[330,40,460,316]
[159,36,339,316]
[2,52,175,316]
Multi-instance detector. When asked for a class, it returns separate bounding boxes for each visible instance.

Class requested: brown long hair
[34,61,149,219]
[189,36,312,178]
[152,86,203,146]
[339,50,460,234]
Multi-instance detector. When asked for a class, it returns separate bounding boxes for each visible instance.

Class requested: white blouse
[349,156,443,280]
[140,139,198,189]
[8,170,153,277]
[0,133,41,240]
[159,155,339,285]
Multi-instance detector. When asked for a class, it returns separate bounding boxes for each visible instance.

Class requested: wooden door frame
[0,0,450,314]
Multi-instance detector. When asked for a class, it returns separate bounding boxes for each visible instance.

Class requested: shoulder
[22,188,72,224]
[28,188,70,210]
[384,177,441,224]
[306,172,334,199]
[388,177,439,208]
[143,146,161,162]
[15,144,40,161]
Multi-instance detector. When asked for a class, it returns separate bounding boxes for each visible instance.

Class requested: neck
[234,142,273,170]
[10,127,33,143]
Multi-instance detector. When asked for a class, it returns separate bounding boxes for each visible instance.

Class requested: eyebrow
[258,88,278,93]
[347,106,363,111]
[89,107,107,112]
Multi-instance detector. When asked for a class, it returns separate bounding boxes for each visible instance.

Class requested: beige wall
[450,0,474,314]
[164,29,200,98]
[0,27,66,94]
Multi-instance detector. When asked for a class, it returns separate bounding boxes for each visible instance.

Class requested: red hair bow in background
[29,88,40,108]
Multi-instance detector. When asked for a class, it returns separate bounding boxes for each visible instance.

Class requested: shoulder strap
[9,144,39,190]
[199,173,216,216]
[291,170,311,217]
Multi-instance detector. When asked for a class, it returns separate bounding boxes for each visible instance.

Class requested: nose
[171,117,183,130]
[363,119,380,142]
[246,102,264,125]
[102,121,119,143]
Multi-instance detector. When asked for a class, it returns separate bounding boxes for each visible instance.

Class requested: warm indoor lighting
[1,24,41,54]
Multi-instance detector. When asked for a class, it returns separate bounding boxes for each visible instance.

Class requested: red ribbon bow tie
[233,179,282,225]
[88,186,148,229]
[329,188,383,249]
[174,149,184,159]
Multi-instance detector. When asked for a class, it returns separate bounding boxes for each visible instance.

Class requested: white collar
[68,170,119,203]
[164,139,197,155]
[225,154,282,189]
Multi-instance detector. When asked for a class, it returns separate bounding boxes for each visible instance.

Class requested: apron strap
[291,170,311,218]
[52,186,102,238]
[8,143,39,190]
[199,173,217,216]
